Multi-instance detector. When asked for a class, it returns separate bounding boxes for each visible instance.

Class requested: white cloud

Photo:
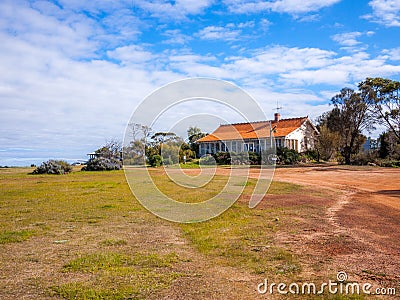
[168,46,400,89]
[331,31,375,52]
[296,14,321,22]
[364,0,400,27]
[268,0,341,14]
[382,47,400,60]
[107,45,154,64]
[136,0,213,19]
[0,2,181,165]
[226,47,336,78]
[259,18,273,30]
[197,26,242,41]
[224,0,341,14]
[331,31,363,47]
[280,69,350,86]
[0,0,97,58]
[237,21,256,28]
[162,29,192,44]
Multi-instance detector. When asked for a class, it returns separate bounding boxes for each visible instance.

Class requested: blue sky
[1,0,400,166]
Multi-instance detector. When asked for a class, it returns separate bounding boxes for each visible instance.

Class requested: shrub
[163,157,174,166]
[277,147,300,165]
[82,157,122,171]
[351,151,379,166]
[214,152,231,165]
[302,150,319,162]
[248,152,261,165]
[378,159,400,168]
[199,155,216,165]
[32,160,72,175]
[148,154,162,167]
[230,152,248,165]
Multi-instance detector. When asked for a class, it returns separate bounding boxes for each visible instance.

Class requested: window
[232,141,237,152]
[221,143,226,152]
[275,138,284,148]
[244,142,254,152]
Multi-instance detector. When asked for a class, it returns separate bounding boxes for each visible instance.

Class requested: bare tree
[128,123,153,143]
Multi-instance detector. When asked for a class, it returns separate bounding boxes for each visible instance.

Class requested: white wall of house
[285,120,317,152]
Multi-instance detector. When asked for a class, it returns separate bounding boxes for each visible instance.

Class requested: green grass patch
[0,229,35,244]
[268,181,302,194]
[0,168,145,231]
[53,251,184,300]
[178,179,305,275]
[180,200,302,275]
[179,161,200,168]
[150,171,229,203]
[100,239,128,246]
[63,252,179,273]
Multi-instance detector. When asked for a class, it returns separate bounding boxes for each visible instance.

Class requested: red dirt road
[272,166,400,294]
[215,166,400,296]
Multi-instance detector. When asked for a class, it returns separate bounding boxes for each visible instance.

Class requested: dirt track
[206,166,400,296]
[267,166,400,294]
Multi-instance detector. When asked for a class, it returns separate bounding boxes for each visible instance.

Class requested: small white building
[197,113,319,156]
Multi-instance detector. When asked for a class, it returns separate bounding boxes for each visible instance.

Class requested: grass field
[0,166,391,299]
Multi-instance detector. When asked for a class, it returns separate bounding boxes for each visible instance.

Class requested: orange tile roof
[197,117,308,142]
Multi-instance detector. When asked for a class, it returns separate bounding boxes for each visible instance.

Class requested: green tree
[359,77,400,140]
[95,139,121,159]
[378,132,390,159]
[323,88,374,164]
[378,130,400,160]
[187,126,206,156]
[315,124,340,161]
[124,124,152,166]
[151,132,180,144]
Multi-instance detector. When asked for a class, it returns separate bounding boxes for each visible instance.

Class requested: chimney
[274,112,281,122]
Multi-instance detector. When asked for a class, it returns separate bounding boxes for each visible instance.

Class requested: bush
[82,157,122,171]
[214,152,231,165]
[351,151,379,166]
[163,157,174,166]
[302,150,319,162]
[248,152,261,165]
[277,147,301,165]
[199,155,216,165]
[148,154,162,167]
[378,159,400,168]
[32,160,72,175]
[229,152,261,165]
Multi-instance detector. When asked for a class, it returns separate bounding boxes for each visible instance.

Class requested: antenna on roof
[273,101,282,122]
[274,101,283,113]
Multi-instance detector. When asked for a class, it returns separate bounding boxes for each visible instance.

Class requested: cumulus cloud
[331,31,375,52]
[135,0,213,19]
[168,46,400,89]
[162,29,192,44]
[107,45,154,64]
[224,0,341,14]
[364,0,400,27]
[331,32,363,47]
[382,47,400,60]
[197,26,242,41]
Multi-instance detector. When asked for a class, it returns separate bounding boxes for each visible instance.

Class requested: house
[196,113,319,156]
